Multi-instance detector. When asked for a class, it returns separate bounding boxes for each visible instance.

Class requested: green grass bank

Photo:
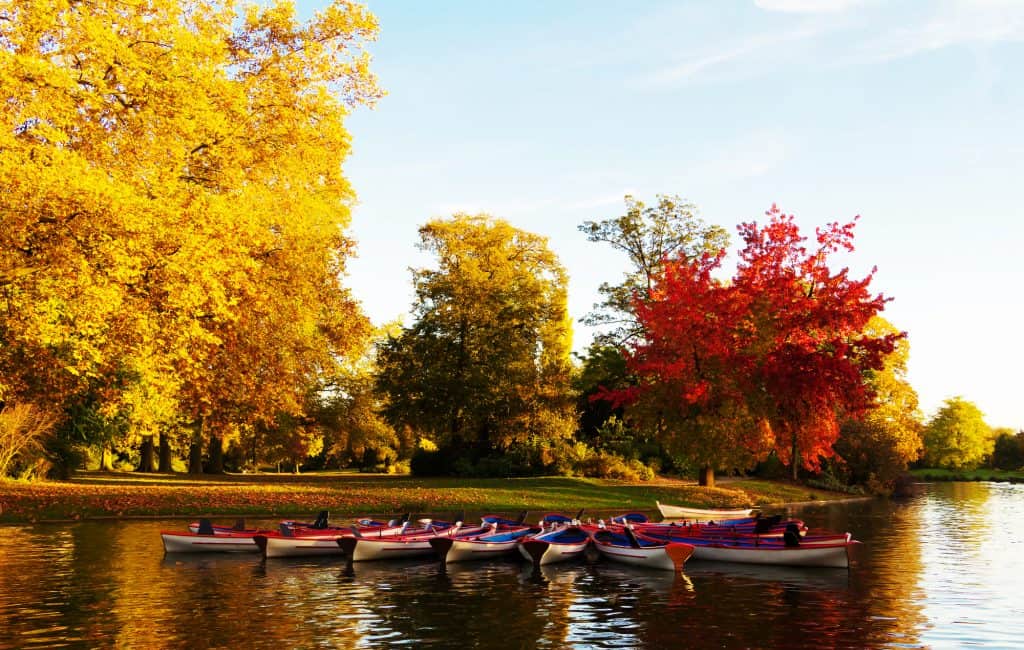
[0,471,859,524]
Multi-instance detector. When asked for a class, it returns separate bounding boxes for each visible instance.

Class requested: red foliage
[606,205,903,472]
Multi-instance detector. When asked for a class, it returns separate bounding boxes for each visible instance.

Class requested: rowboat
[638,525,858,568]
[161,529,262,553]
[430,526,541,564]
[589,527,695,572]
[655,501,756,521]
[254,527,361,558]
[338,522,492,562]
[518,526,591,566]
[255,517,425,559]
[635,514,807,539]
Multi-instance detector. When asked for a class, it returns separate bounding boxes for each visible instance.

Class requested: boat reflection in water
[682,561,851,591]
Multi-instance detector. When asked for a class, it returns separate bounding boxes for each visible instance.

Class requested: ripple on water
[2,487,1024,648]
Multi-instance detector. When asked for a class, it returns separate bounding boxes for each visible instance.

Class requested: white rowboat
[655,501,756,521]
[161,531,260,553]
[518,526,591,566]
[430,527,540,564]
[589,528,695,572]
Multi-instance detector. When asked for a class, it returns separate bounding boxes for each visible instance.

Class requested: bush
[754,453,787,480]
[388,460,411,475]
[577,451,654,481]
[409,448,452,476]
[0,403,58,478]
[44,437,88,480]
[807,476,865,496]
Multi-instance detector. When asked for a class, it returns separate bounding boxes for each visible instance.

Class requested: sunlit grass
[0,471,857,523]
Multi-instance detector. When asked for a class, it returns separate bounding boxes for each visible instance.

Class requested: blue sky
[301,0,1024,429]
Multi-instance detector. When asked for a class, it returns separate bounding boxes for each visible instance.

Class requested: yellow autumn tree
[0,0,378,472]
[376,215,576,475]
[835,316,923,492]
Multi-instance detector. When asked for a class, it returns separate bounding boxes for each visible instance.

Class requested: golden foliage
[0,1,378,441]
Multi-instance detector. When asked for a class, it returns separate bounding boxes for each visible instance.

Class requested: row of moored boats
[161,503,860,571]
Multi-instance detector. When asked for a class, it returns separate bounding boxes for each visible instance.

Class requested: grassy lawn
[0,471,857,524]
[911,468,1024,483]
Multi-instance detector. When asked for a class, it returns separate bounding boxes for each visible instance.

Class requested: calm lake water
[1,481,1023,649]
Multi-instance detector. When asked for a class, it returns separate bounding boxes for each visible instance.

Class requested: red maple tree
[602,205,902,482]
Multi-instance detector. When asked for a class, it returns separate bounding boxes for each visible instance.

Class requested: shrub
[388,460,411,475]
[577,451,654,481]
[0,403,58,478]
[754,453,787,480]
[409,448,451,476]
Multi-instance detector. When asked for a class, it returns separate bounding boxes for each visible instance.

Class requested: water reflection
[3,484,1024,648]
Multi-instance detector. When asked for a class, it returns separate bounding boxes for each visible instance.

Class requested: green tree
[835,317,924,493]
[317,324,409,471]
[573,343,629,447]
[922,397,993,470]
[377,215,576,472]
[989,428,1024,470]
[579,194,729,345]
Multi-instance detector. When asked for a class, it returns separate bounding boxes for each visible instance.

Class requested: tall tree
[601,205,900,483]
[579,195,729,345]
[922,397,993,470]
[0,0,378,472]
[734,207,900,479]
[377,215,576,468]
[990,428,1024,470]
[601,248,766,486]
[835,316,924,493]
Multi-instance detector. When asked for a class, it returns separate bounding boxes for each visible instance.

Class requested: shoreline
[0,471,863,525]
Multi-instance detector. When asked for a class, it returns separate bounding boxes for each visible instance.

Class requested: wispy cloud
[853,0,1024,62]
[642,20,837,86]
[638,0,1024,88]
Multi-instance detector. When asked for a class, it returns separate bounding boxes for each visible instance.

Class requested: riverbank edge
[0,472,869,525]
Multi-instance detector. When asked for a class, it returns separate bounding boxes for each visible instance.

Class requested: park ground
[0,471,862,524]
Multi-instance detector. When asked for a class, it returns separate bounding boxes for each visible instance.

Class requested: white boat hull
[340,526,489,562]
[342,537,437,562]
[161,532,259,553]
[655,501,755,521]
[437,538,522,563]
[259,534,348,558]
[518,539,589,566]
[690,542,854,568]
[592,542,691,572]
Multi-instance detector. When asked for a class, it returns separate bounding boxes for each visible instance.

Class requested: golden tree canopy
[1,0,378,430]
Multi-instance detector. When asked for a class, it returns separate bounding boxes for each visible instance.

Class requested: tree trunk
[158,432,172,472]
[790,435,800,481]
[207,435,224,474]
[137,435,155,472]
[100,446,113,471]
[188,419,204,474]
[698,465,715,488]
